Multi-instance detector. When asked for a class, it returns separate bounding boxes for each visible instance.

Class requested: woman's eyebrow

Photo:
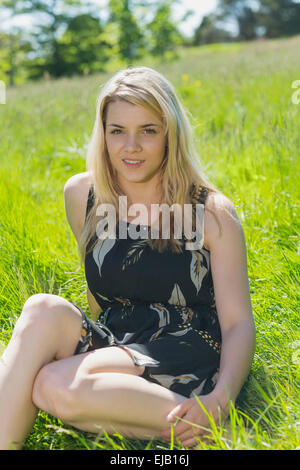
[107,123,160,128]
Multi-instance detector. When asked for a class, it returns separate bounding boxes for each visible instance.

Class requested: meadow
[0,35,299,450]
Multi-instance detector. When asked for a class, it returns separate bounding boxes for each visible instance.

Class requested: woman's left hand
[159,393,228,448]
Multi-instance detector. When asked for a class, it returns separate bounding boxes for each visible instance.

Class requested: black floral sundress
[72,184,222,399]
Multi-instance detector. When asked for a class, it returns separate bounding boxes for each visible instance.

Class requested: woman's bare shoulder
[63,172,93,243]
[204,191,241,251]
[64,171,92,192]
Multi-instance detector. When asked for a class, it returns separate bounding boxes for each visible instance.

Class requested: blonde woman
[0,66,255,450]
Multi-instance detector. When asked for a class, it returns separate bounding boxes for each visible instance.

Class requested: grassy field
[0,35,299,450]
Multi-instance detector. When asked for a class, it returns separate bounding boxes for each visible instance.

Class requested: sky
[2,0,219,38]
[172,0,218,36]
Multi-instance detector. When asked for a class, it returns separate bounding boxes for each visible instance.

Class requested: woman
[0,66,255,450]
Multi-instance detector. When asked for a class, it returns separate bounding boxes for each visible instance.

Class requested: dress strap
[85,184,95,220]
[190,183,209,205]
[188,183,208,250]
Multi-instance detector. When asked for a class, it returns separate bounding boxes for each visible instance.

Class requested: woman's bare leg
[0,294,83,450]
[32,346,187,441]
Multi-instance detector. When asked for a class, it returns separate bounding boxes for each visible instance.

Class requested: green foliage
[258,0,300,38]
[218,0,300,40]
[2,0,300,85]
[108,0,145,63]
[146,1,183,60]
[0,31,32,85]
[54,14,110,76]
[193,14,233,46]
[0,0,101,80]
[0,0,186,82]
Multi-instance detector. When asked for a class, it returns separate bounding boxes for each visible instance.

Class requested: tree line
[1,0,187,85]
[1,0,300,86]
[196,0,300,44]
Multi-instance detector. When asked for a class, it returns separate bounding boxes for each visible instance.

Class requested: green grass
[0,35,299,450]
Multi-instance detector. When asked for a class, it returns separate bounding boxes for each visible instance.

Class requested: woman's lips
[122,159,145,168]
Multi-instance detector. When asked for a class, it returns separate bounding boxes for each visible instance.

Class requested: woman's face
[104,100,167,188]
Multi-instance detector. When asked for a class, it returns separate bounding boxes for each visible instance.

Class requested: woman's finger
[166,400,191,423]
[177,423,205,441]
[181,437,201,449]
[174,430,193,446]
[161,420,188,440]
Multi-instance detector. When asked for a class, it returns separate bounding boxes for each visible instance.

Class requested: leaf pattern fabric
[168,283,186,306]
[190,250,208,295]
[93,236,116,277]
[74,183,222,399]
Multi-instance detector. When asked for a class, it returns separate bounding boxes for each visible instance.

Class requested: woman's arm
[64,172,101,321]
[160,193,255,447]
[206,194,256,409]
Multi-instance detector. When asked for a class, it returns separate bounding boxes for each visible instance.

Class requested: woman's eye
[110,129,156,135]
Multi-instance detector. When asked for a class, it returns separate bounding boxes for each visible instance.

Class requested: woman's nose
[124,134,142,152]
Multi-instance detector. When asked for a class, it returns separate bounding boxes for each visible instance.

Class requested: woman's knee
[32,361,84,423]
[15,294,82,338]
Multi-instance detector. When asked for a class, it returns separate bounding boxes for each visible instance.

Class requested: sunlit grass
[0,35,299,450]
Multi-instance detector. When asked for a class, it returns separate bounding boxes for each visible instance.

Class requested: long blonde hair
[78,66,220,264]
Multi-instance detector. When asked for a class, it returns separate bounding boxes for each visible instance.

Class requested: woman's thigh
[38,345,145,381]
[32,346,187,438]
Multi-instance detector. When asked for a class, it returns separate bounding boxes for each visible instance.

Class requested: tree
[54,14,110,76]
[217,0,300,40]
[0,0,95,78]
[257,0,300,38]
[0,29,32,85]
[108,0,145,64]
[193,13,234,45]
[217,0,260,40]
[146,0,183,59]
[237,6,258,40]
